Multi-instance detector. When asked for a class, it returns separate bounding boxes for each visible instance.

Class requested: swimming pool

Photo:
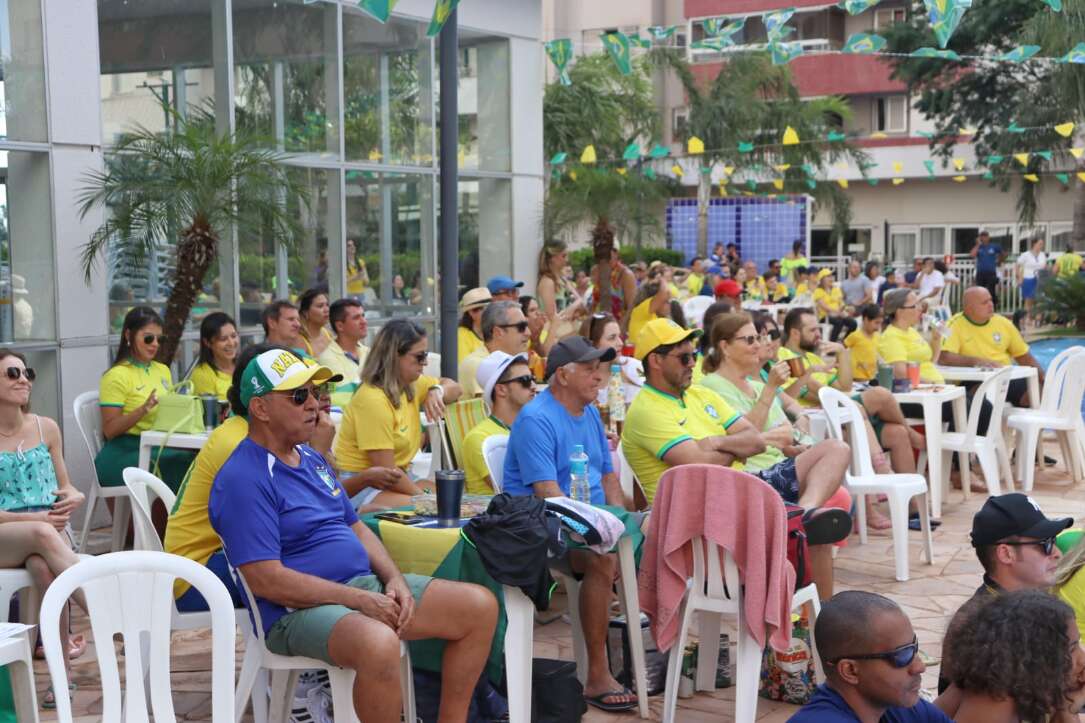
[1029,336,1085,415]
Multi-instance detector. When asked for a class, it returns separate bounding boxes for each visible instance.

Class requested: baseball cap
[459,287,492,312]
[476,351,529,406]
[544,336,616,381]
[970,493,1072,547]
[816,268,834,281]
[486,276,524,295]
[239,349,341,411]
[634,318,702,361]
[714,279,742,299]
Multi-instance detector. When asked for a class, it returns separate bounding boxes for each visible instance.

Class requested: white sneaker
[289,685,333,723]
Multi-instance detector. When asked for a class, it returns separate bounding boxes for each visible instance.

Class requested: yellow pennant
[782,126,800,146]
[892,178,905,186]
[837,178,849,189]
[870,131,888,140]
[773,179,784,191]
[688,136,705,155]
[1072,148,1084,159]
[892,161,903,174]
[580,145,597,164]
[953,158,965,171]
[1024,173,1039,182]
[953,175,967,183]
[1055,122,1076,138]
[775,164,791,172]
[458,149,466,167]
[1078,172,1085,183]
[1014,153,1030,167]
[723,165,736,176]
[719,185,728,197]
[719,176,730,185]
[616,168,627,176]
[959,127,977,136]
[369,149,383,161]
[742,191,755,197]
[672,164,684,177]
[570,170,578,181]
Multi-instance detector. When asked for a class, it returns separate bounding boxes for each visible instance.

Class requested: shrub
[1036,273,1085,330]
[568,246,685,274]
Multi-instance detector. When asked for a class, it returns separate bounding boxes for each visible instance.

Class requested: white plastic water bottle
[570,444,591,503]
[607,364,626,433]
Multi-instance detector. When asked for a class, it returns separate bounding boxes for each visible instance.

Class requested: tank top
[593,263,628,319]
[0,416,59,511]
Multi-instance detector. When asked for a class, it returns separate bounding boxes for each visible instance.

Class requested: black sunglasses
[829,635,919,669]
[657,351,695,366]
[142,334,165,345]
[499,322,530,333]
[497,374,534,389]
[272,386,316,405]
[5,367,35,381]
[1001,537,1058,556]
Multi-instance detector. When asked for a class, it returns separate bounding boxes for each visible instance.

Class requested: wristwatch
[428,384,443,397]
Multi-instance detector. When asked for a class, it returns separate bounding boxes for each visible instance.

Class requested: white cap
[476,351,529,407]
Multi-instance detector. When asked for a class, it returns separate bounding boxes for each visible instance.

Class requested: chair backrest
[482,434,508,492]
[422,352,442,380]
[1050,352,1085,418]
[122,468,177,553]
[39,551,236,723]
[73,390,104,460]
[615,442,637,509]
[221,547,269,647]
[818,387,876,479]
[966,367,1013,441]
[1041,347,1085,413]
[442,398,489,469]
[682,296,714,329]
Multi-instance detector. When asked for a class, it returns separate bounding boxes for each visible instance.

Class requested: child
[844,303,882,382]
[877,269,898,304]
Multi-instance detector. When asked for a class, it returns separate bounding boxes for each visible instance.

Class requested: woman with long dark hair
[298,287,333,358]
[190,312,239,401]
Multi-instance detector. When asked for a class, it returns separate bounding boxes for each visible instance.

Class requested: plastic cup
[435,470,465,527]
[200,395,219,430]
[907,362,921,387]
[787,357,806,378]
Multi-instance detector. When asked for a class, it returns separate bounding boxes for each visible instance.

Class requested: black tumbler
[435,470,465,527]
[200,395,219,430]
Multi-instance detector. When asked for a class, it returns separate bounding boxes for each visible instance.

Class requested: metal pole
[438,10,459,378]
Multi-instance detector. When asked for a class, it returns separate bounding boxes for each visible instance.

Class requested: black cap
[970,493,1072,547]
[544,336,617,381]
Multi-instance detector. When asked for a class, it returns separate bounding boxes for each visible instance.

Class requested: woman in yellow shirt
[345,238,369,297]
[189,312,238,401]
[844,304,882,382]
[813,269,857,342]
[298,288,333,358]
[334,319,462,508]
[628,277,671,348]
[457,287,491,364]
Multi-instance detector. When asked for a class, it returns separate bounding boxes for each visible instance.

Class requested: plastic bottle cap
[611,364,621,372]
[573,444,584,454]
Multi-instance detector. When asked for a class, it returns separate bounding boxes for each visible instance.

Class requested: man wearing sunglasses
[459,300,531,398]
[211,348,499,723]
[461,351,535,494]
[789,591,951,722]
[937,492,1071,694]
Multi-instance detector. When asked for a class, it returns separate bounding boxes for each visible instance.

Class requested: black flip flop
[801,508,852,545]
[908,512,942,531]
[585,688,638,712]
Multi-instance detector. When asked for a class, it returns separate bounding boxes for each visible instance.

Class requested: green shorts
[265,573,433,665]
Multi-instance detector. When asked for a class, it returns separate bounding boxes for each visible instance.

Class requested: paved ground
[38,443,1083,722]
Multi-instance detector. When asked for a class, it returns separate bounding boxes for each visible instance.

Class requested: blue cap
[486,275,524,295]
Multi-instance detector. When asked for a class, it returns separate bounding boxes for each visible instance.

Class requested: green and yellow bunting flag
[843,33,887,54]
[647,25,678,40]
[688,137,706,154]
[1055,122,1076,138]
[923,160,936,176]
[622,143,641,161]
[1007,122,1026,133]
[580,145,597,164]
[648,144,670,159]
[1036,150,1053,161]
[764,8,796,42]
[839,0,882,14]
[357,0,399,22]
[738,141,755,153]
[924,0,971,48]
[987,154,1004,164]
[629,35,653,49]
[426,0,460,36]
[545,39,574,86]
[998,45,1041,62]
[1057,173,1070,185]
[827,131,847,142]
[692,37,736,51]
[782,126,800,145]
[1060,43,1085,63]
[601,32,633,75]
[911,47,962,60]
[1043,0,1062,11]
[550,152,567,165]
[770,41,804,65]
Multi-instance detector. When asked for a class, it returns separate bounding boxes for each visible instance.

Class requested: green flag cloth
[1043,0,1062,11]
[917,130,936,139]
[923,0,971,48]
[647,25,678,40]
[644,167,656,179]
[622,143,642,161]
[986,154,1003,165]
[357,0,399,22]
[763,8,796,42]
[1036,150,1054,162]
[1060,43,1085,63]
[692,37,735,51]
[426,0,461,37]
[923,159,936,175]
[982,170,994,180]
[770,41,804,65]
[801,163,815,176]
[805,178,817,190]
[550,152,568,165]
[602,32,633,75]
[827,131,847,142]
[1057,173,1070,185]
[839,0,881,14]
[629,35,652,49]
[747,179,758,190]
[544,39,574,86]
[648,144,670,159]
[1007,122,1026,133]
[998,45,1040,62]
[910,47,961,60]
[867,178,880,186]
[738,141,755,153]
[843,33,887,54]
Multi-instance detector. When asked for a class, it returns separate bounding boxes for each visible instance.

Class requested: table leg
[615,538,649,719]
[924,400,945,520]
[1028,372,1044,472]
[9,633,39,723]
[502,585,534,723]
[137,440,151,471]
[951,395,969,500]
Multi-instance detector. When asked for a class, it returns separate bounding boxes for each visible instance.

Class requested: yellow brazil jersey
[941,313,1028,367]
[812,287,844,319]
[1057,252,1083,278]
[745,278,766,301]
[99,360,174,435]
[628,298,660,354]
[461,416,509,495]
[794,282,810,298]
[777,347,837,407]
[686,273,705,297]
[458,345,489,398]
[844,330,880,382]
[346,258,368,295]
[458,326,486,365]
[878,325,943,383]
[767,284,790,302]
[621,384,742,503]
[165,415,248,598]
[335,374,439,472]
[1059,564,1085,640]
[190,362,232,401]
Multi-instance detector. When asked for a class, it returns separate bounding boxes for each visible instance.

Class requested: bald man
[939,286,1044,408]
[788,591,951,722]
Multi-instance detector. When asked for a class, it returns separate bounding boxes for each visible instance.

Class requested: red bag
[785,504,812,588]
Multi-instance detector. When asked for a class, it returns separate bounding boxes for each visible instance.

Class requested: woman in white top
[583,312,642,407]
[1017,236,1047,326]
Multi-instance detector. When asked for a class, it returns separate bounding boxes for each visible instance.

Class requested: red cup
[907,362,921,387]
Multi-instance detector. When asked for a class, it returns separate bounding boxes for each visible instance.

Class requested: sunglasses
[1001,537,1058,556]
[497,374,534,389]
[5,367,35,381]
[142,334,165,345]
[499,322,530,333]
[829,635,919,669]
[658,351,695,366]
[272,386,316,405]
[731,334,760,346]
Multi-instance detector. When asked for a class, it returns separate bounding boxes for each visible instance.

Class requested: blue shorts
[1021,277,1038,299]
[754,458,801,504]
[175,549,245,612]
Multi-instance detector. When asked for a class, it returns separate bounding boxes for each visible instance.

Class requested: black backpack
[530,659,586,723]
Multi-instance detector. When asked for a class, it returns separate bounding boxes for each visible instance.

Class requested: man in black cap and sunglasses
[789,591,951,722]
[459,300,531,397]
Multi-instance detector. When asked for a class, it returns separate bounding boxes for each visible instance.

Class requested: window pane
[342,10,434,166]
[890,232,916,263]
[0,0,46,142]
[0,151,53,342]
[452,34,510,172]
[98,0,214,144]
[233,0,339,159]
[22,348,58,423]
[286,167,337,299]
[920,227,944,256]
[458,178,511,292]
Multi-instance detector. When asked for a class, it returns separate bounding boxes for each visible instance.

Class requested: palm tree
[79,106,307,363]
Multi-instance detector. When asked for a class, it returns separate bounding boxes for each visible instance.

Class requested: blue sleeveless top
[0,416,59,511]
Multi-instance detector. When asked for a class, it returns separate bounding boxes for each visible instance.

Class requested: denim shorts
[754,458,800,504]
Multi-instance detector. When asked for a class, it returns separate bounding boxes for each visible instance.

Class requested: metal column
[438,10,459,378]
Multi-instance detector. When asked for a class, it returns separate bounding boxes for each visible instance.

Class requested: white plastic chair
[657,468,824,723]
[682,296,715,329]
[819,387,934,582]
[0,569,36,624]
[39,551,237,722]
[615,442,648,510]
[73,390,131,552]
[229,552,416,723]
[1008,350,1085,490]
[422,351,442,380]
[0,629,38,721]
[481,434,509,492]
[937,367,1015,496]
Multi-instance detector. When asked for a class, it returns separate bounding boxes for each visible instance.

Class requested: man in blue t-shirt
[971,228,1005,305]
[502,336,637,714]
[210,349,498,722]
[788,591,951,723]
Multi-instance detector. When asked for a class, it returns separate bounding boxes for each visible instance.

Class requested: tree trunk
[697,173,710,259]
[157,220,219,366]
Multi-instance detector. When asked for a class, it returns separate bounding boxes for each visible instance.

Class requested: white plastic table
[892,385,967,519]
[935,365,1040,410]
[137,430,209,471]
[0,629,39,722]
